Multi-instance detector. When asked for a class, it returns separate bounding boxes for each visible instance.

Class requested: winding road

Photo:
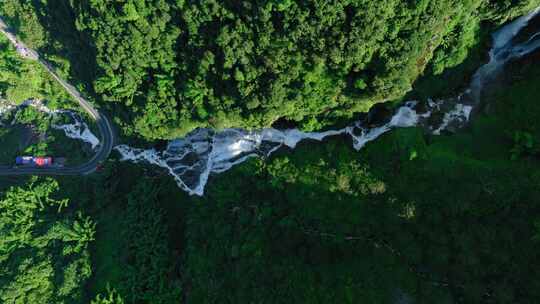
[0,17,115,176]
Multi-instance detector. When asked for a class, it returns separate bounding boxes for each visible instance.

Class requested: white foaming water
[0,99,100,149]
[115,102,433,196]
[51,112,100,149]
[0,101,15,118]
[492,7,540,52]
[471,6,540,100]
[116,7,540,196]
[432,103,473,135]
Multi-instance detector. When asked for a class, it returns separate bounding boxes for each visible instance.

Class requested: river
[1,7,538,195]
[114,7,540,196]
[0,99,100,149]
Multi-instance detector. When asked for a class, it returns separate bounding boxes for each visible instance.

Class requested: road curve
[0,17,115,176]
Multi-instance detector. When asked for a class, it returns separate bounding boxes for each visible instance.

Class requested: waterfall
[0,99,100,149]
[109,7,540,196]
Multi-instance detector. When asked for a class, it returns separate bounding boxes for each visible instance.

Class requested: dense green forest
[1,0,539,139]
[180,52,540,302]
[0,177,94,303]
[0,106,88,165]
[0,34,73,107]
[0,34,95,166]
[0,29,101,165]
[1,48,539,303]
[1,1,540,303]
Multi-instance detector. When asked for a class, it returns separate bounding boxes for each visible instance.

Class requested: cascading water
[0,99,100,149]
[470,6,540,100]
[111,7,538,196]
[115,103,429,196]
[51,111,100,149]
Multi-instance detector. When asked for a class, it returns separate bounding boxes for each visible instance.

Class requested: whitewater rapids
[0,99,100,149]
[115,7,540,196]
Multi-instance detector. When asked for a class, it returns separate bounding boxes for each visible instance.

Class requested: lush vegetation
[0,34,72,107]
[1,1,540,304]
[0,33,97,165]
[181,51,540,303]
[0,105,97,166]
[57,163,186,304]
[0,177,94,303]
[0,50,538,303]
[2,0,539,139]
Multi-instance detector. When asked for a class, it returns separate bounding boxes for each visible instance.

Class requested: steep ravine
[115,7,540,196]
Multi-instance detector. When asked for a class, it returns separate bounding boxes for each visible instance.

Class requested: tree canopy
[1,1,540,303]
[0,177,95,304]
[2,0,539,139]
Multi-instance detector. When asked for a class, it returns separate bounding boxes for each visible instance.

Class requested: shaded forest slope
[1,0,539,139]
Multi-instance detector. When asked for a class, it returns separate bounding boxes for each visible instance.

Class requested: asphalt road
[0,17,115,176]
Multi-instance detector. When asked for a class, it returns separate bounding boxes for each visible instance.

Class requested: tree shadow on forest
[28,0,98,95]
[405,22,495,102]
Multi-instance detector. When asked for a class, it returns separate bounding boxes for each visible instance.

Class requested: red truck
[16,156,53,167]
